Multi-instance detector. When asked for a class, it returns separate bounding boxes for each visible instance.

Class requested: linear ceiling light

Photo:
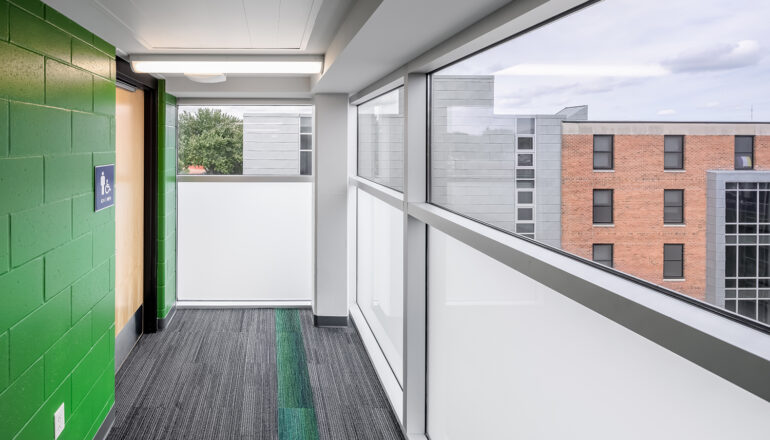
[130,56,323,75]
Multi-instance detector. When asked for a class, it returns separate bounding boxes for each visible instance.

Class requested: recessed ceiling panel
[96,0,322,50]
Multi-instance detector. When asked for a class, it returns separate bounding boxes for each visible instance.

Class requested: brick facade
[561,122,770,300]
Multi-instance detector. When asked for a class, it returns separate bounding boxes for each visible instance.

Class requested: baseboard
[115,305,142,372]
[313,314,349,327]
[93,406,115,440]
[158,303,176,330]
[176,300,312,308]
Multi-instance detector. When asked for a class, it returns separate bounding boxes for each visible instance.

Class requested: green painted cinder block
[9,0,43,18]
[12,376,72,440]
[92,221,114,267]
[0,359,43,439]
[91,34,113,56]
[0,331,7,392]
[93,151,115,167]
[0,259,43,332]
[45,153,92,202]
[72,38,110,78]
[63,359,112,440]
[72,111,110,152]
[44,5,90,43]
[71,262,108,323]
[43,312,91,397]
[0,157,43,215]
[9,101,70,156]
[91,290,113,339]
[0,99,7,156]
[72,192,113,237]
[0,41,44,103]
[71,330,108,409]
[93,76,115,116]
[0,215,8,274]
[9,289,70,379]
[45,233,92,300]
[0,1,8,41]
[10,6,70,62]
[11,199,70,266]
[45,59,92,112]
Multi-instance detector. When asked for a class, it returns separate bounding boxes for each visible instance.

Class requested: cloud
[662,40,762,73]
[657,109,676,115]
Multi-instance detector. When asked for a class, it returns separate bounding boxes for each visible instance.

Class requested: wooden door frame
[116,57,160,333]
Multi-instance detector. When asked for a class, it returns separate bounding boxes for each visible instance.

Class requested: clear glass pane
[517,118,535,134]
[428,0,770,329]
[177,105,313,175]
[358,88,405,191]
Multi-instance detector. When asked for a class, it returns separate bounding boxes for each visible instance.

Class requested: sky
[439,0,770,121]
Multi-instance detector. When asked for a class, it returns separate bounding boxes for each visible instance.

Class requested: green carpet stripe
[275,309,320,440]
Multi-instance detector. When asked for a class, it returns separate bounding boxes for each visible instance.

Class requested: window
[593,244,613,267]
[427,0,770,329]
[664,135,684,170]
[664,190,684,224]
[357,87,405,191]
[735,136,754,170]
[593,190,613,224]
[593,135,613,170]
[299,116,312,176]
[177,105,313,176]
[663,244,684,279]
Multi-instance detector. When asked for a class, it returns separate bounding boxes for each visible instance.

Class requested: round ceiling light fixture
[184,73,227,83]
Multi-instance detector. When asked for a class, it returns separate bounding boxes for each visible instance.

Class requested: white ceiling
[43,0,518,96]
[44,0,353,54]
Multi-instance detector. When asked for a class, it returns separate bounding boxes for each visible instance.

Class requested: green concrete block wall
[157,80,177,319]
[0,1,116,438]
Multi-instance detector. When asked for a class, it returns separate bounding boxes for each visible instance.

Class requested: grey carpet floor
[106,309,403,440]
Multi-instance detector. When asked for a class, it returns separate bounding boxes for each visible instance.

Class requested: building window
[593,189,613,224]
[664,135,684,170]
[664,189,684,224]
[725,182,770,324]
[593,135,613,170]
[663,244,684,279]
[299,116,313,175]
[593,244,613,267]
[735,136,754,170]
[357,87,405,191]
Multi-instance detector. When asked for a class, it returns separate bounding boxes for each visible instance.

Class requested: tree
[178,108,243,175]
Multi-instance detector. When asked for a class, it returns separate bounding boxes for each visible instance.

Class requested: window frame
[735,135,755,170]
[593,135,614,170]
[664,135,684,170]
[663,244,684,279]
[663,189,685,224]
[593,189,614,225]
[592,243,614,268]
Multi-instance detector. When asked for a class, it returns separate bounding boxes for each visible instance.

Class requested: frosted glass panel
[177,181,312,301]
[357,189,404,384]
[427,227,770,440]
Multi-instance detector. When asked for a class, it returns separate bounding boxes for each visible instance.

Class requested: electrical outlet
[54,404,65,439]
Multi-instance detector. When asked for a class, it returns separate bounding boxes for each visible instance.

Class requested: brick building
[561,121,770,323]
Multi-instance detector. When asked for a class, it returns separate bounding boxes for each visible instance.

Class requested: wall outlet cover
[54,403,65,439]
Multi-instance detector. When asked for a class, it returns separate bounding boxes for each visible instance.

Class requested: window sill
[593,169,615,173]
[664,169,686,173]
[593,224,615,227]
[664,224,686,227]
[663,278,686,282]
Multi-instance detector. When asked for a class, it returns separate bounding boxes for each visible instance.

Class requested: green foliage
[178,108,243,175]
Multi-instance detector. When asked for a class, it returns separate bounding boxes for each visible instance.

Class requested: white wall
[314,94,350,318]
[177,181,313,301]
[427,226,770,440]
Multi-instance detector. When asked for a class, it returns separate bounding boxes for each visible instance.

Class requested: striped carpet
[106,309,403,440]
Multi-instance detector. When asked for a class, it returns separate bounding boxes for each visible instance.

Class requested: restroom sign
[94,164,115,211]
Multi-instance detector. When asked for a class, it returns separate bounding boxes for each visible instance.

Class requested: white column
[313,94,351,325]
